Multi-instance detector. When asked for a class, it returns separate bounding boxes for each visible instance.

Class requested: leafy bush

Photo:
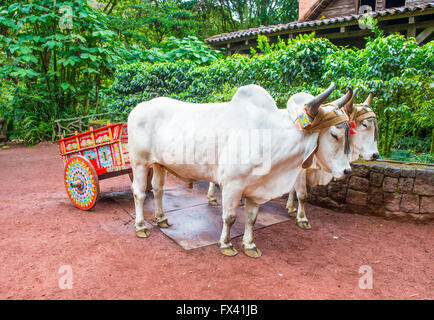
[386,150,434,164]
[117,36,224,65]
[392,135,431,154]
[103,33,433,162]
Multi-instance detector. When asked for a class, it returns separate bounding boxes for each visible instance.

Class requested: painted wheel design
[64,156,99,210]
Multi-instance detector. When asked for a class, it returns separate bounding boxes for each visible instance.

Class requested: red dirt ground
[0,143,432,300]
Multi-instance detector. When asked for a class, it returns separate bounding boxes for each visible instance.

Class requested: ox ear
[302,131,319,169]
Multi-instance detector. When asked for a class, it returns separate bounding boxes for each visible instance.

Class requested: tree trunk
[387,117,397,157]
[430,128,434,155]
[382,112,390,156]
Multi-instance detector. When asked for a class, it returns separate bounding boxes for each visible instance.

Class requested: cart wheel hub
[70,179,83,189]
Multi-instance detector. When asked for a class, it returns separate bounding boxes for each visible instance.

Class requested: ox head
[301,83,353,180]
[344,91,379,161]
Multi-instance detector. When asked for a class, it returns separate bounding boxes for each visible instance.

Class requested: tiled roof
[205,3,434,44]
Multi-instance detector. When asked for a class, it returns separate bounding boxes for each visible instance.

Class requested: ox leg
[218,185,243,257]
[132,165,150,238]
[294,173,311,230]
[286,187,297,217]
[152,164,171,228]
[242,198,261,258]
[207,182,219,206]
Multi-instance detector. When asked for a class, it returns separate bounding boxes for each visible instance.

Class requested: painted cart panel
[57,122,131,177]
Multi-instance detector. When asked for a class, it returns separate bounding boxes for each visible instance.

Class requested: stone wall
[307,160,434,222]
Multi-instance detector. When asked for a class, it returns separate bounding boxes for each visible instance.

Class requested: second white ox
[128,83,351,258]
[285,89,379,229]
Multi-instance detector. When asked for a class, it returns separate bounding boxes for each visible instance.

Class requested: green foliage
[386,149,434,164]
[392,135,431,154]
[100,0,298,41]
[104,34,340,116]
[22,115,53,145]
[104,36,222,66]
[0,0,300,144]
[106,0,202,44]
[0,1,221,144]
[250,35,288,55]
[125,36,223,65]
[358,14,383,38]
[0,0,124,143]
[104,33,433,162]
[159,36,223,64]
[204,0,298,32]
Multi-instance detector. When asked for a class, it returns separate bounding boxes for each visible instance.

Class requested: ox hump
[231,84,277,111]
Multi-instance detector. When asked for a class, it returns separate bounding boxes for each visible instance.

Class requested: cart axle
[70,179,83,189]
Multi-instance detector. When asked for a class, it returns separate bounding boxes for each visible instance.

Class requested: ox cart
[57,121,151,210]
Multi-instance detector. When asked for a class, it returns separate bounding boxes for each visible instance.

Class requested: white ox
[285,90,379,229]
[205,89,356,207]
[127,83,352,258]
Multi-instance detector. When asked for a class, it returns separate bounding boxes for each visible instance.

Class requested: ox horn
[331,87,353,108]
[364,91,374,107]
[344,88,358,114]
[306,82,335,117]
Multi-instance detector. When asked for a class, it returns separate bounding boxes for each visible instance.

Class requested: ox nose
[372,152,379,160]
[344,168,352,177]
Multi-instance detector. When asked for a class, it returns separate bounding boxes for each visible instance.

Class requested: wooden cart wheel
[64,156,100,210]
[129,167,153,192]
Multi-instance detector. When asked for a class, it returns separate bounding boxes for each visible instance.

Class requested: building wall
[299,0,320,21]
[377,0,384,10]
[321,0,357,18]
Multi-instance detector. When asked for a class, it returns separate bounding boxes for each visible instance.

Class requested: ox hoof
[297,221,311,230]
[157,218,172,228]
[219,245,238,257]
[208,198,219,206]
[244,246,262,258]
[136,229,150,238]
[287,208,297,217]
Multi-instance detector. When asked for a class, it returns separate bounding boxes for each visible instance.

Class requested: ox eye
[362,122,368,128]
[331,133,338,140]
